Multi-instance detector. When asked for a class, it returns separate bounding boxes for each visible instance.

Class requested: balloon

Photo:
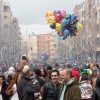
[76,22,83,33]
[64,30,70,35]
[50,23,56,29]
[61,19,67,26]
[45,11,56,24]
[65,14,71,19]
[54,10,60,14]
[45,11,54,17]
[63,36,67,40]
[60,10,66,17]
[70,29,76,36]
[55,14,62,22]
[56,23,62,33]
[71,14,78,21]
[62,27,65,33]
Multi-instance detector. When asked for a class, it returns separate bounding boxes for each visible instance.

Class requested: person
[17,65,40,100]
[80,74,92,100]
[6,72,22,100]
[42,70,61,100]
[0,74,10,100]
[92,76,100,100]
[92,70,100,89]
[41,68,48,83]
[71,64,80,80]
[31,68,44,87]
[54,63,59,70]
[58,68,81,100]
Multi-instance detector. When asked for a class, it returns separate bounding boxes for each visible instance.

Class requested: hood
[68,77,79,86]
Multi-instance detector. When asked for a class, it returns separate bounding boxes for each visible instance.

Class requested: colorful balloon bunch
[45,10,83,40]
[40,51,50,61]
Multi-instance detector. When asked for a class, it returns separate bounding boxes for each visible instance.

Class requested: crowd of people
[0,56,100,100]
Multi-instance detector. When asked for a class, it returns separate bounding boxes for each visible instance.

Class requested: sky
[5,0,85,35]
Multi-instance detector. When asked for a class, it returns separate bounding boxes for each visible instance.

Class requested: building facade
[0,0,21,63]
[72,0,100,63]
[37,33,54,61]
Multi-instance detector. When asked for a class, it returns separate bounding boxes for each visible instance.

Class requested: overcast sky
[5,0,85,35]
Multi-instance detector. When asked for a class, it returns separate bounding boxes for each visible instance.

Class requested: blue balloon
[62,27,65,33]
[54,10,60,14]
[71,14,78,21]
[63,36,67,40]
[66,19,70,24]
[61,19,67,26]
[64,30,70,35]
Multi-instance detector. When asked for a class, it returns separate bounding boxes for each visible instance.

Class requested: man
[17,65,40,100]
[54,63,59,70]
[71,64,80,80]
[58,69,81,100]
[42,70,61,100]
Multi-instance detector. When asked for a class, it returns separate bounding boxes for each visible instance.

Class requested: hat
[82,69,88,75]
[8,67,15,72]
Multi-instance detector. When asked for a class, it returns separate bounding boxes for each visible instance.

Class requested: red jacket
[71,68,80,80]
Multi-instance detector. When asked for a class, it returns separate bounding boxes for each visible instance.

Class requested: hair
[33,68,41,77]
[41,68,47,75]
[55,63,58,66]
[66,64,72,69]
[13,72,21,84]
[92,71,97,78]
[96,76,100,88]
[47,66,52,70]
[96,64,99,69]
[50,70,60,77]
[22,69,30,76]
[81,74,88,81]
[0,74,5,80]
[22,56,28,62]
[66,69,72,77]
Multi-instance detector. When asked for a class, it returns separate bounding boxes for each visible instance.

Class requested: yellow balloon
[56,23,62,33]
[76,22,83,32]
[46,11,56,25]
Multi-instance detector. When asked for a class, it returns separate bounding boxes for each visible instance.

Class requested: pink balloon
[60,10,66,17]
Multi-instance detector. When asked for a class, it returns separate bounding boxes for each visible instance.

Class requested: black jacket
[17,76,40,100]
[92,88,100,100]
[31,76,44,87]
[1,81,10,100]
[42,81,61,100]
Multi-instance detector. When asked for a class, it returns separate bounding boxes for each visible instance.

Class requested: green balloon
[65,14,71,19]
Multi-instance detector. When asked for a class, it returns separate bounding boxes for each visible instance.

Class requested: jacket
[1,81,10,100]
[17,76,40,100]
[71,68,80,80]
[58,77,81,100]
[92,88,100,100]
[80,80,92,99]
[42,81,61,100]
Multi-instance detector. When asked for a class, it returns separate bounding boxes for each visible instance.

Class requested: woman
[0,74,10,100]
[80,74,92,100]
[92,76,100,100]
[40,68,49,83]
[6,72,22,100]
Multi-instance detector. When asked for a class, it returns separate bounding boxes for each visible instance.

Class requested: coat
[58,77,81,100]
[17,76,40,100]
[80,81,92,99]
[92,88,100,100]
[42,81,61,100]
[1,81,10,100]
